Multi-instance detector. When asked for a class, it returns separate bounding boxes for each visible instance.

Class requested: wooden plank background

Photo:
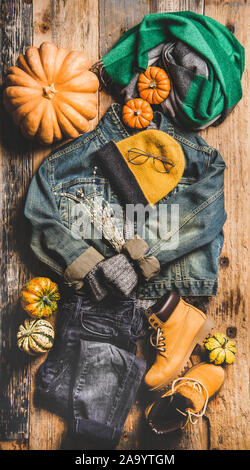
[0,0,249,450]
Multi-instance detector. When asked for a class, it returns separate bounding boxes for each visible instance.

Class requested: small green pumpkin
[17,318,55,355]
[204,333,236,365]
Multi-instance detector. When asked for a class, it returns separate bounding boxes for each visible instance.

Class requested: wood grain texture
[202,0,249,450]
[0,0,33,441]
[99,0,150,118]
[151,0,204,13]
[0,0,249,450]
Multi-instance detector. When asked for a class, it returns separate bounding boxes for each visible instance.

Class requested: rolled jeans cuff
[72,341,146,450]
[69,418,121,449]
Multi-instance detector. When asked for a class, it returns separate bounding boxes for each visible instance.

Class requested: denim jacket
[24,104,226,299]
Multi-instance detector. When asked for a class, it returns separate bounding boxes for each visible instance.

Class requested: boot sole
[149,316,214,392]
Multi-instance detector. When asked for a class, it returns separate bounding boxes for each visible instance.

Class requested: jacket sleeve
[146,149,227,264]
[24,159,104,290]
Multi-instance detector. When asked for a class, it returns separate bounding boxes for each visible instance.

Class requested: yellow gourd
[204,333,236,365]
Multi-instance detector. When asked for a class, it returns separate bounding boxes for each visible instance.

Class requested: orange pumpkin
[137,66,171,104]
[20,277,60,318]
[3,42,99,144]
[122,98,153,129]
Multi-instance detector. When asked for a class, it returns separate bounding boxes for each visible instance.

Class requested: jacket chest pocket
[57,178,105,239]
[159,178,194,203]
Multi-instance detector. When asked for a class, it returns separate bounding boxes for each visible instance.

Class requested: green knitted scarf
[100,11,244,128]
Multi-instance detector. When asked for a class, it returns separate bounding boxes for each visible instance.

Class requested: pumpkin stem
[43,83,57,99]
[42,296,52,305]
[134,110,141,116]
[149,80,157,89]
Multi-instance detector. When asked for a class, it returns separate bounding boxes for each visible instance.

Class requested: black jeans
[36,294,146,449]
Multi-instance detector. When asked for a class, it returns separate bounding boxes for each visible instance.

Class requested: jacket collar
[105,103,175,139]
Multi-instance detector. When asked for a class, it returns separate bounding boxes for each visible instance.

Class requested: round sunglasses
[128,148,175,173]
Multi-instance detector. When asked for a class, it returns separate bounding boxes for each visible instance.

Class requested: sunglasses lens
[154,158,168,173]
[129,151,148,165]
[128,148,174,173]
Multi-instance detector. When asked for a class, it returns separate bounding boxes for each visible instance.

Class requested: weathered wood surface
[202,0,249,451]
[0,0,33,445]
[0,0,249,450]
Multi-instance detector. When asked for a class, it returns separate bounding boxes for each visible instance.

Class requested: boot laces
[171,377,209,425]
[149,326,166,353]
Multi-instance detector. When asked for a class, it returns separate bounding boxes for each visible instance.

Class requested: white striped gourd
[17,318,54,355]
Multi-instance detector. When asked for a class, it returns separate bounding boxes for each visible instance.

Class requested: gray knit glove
[101,254,138,297]
[85,262,108,302]
[85,254,138,302]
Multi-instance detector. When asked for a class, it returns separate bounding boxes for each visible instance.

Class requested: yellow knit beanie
[96,129,185,206]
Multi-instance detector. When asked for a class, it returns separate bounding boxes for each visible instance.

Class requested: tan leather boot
[145,362,225,434]
[144,291,214,391]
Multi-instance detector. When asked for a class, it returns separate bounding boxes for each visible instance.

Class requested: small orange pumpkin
[122,98,153,129]
[20,277,60,319]
[3,41,99,144]
[137,66,171,104]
